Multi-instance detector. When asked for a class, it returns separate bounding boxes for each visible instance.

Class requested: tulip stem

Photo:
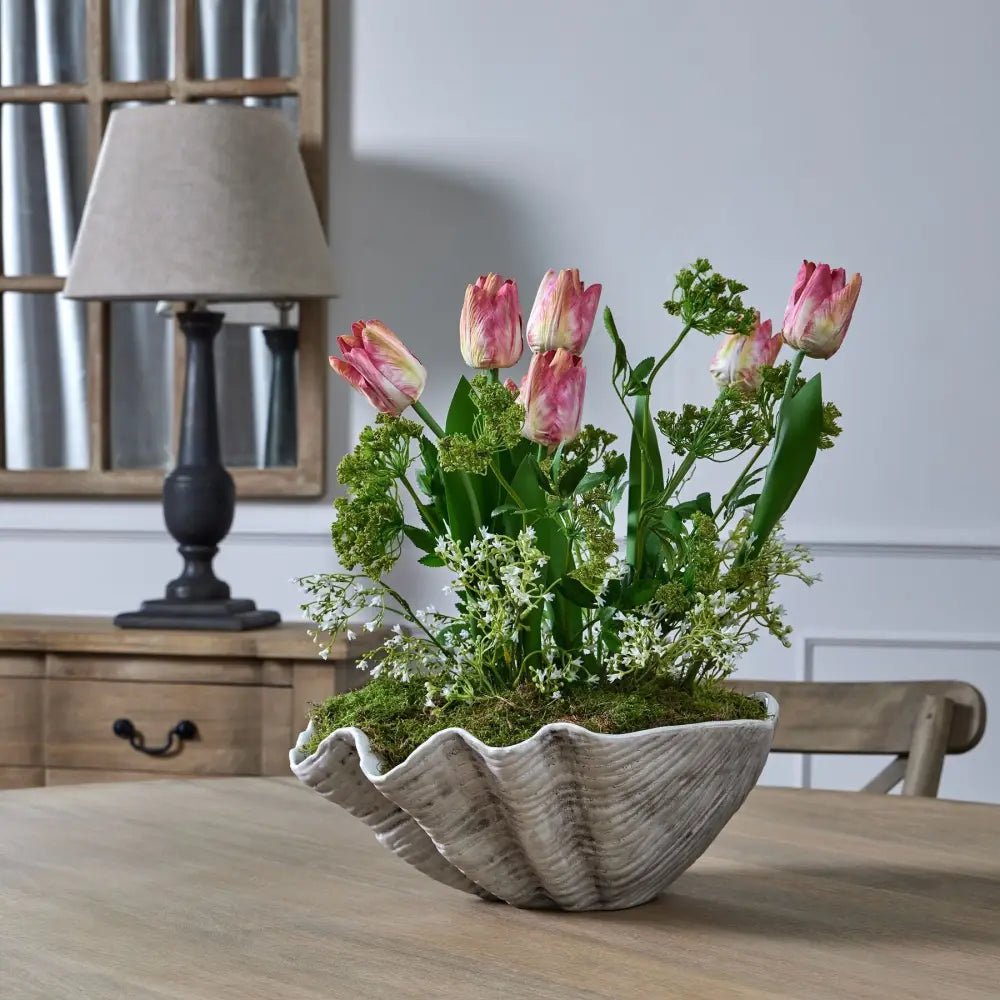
[487,368,500,384]
[779,350,806,417]
[536,443,547,464]
[412,401,445,438]
[491,461,526,513]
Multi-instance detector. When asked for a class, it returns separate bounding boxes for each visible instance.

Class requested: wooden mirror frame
[0,0,328,497]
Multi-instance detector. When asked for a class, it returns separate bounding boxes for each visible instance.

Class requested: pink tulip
[709,312,783,394]
[329,320,427,416]
[525,268,602,355]
[459,273,523,369]
[781,260,862,359]
[519,349,586,446]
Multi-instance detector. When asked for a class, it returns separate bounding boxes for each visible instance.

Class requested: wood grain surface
[0,778,997,999]
[0,616,338,660]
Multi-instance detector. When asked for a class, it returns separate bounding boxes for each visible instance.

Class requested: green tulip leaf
[445,375,475,435]
[745,373,823,559]
[604,307,630,386]
[626,394,664,573]
[557,463,589,496]
[556,577,598,609]
[621,578,659,609]
[442,376,487,543]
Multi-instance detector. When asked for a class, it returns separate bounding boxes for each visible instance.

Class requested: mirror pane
[217,322,298,469]
[1,102,88,276]
[192,93,298,134]
[193,0,297,81]
[2,292,88,470]
[109,0,175,82]
[186,97,300,469]
[109,302,174,469]
[0,0,86,85]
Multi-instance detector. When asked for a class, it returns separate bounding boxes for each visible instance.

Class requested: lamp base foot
[114,598,281,631]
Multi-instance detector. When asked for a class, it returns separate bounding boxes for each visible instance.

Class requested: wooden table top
[1,778,998,1000]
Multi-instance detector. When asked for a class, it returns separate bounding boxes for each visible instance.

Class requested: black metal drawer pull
[112,718,198,756]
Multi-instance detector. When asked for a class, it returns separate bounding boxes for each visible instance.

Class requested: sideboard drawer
[44,679,292,776]
[0,655,44,770]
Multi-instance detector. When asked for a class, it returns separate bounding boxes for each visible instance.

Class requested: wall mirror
[0,0,327,496]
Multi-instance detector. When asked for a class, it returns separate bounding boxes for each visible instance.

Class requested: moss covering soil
[299,675,769,772]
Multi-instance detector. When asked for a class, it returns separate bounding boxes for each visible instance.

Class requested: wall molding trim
[794,629,1000,789]
[801,631,1000,680]
[1,525,999,558]
[792,539,1000,560]
[0,526,331,546]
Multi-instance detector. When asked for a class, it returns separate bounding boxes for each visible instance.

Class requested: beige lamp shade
[63,104,334,301]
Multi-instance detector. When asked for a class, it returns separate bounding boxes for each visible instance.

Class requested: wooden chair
[724,680,987,797]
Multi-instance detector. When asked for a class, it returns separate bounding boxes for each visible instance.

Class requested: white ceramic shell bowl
[289,692,777,911]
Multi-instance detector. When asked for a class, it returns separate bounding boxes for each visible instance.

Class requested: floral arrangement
[302,259,861,749]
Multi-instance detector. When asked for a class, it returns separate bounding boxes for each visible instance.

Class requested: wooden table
[1,779,998,999]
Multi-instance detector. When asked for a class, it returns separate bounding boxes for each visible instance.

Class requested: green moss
[297,675,769,771]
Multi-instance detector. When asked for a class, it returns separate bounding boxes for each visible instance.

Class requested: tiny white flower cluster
[299,572,387,652]
[594,551,627,607]
[300,508,793,710]
[603,590,754,685]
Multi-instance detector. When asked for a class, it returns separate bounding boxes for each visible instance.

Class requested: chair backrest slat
[724,680,986,756]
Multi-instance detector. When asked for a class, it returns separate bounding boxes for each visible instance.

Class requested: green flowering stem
[661,393,724,500]
[412,400,445,438]
[648,322,694,383]
[487,368,500,384]
[715,441,768,518]
[663,449,697,501]
[535,443,547,463]
[399,474,444,536]
[383,584,449,653]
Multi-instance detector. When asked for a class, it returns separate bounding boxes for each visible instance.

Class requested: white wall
[2,1,998,798]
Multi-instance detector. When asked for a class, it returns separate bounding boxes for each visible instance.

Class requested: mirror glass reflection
[217,321,299,469]
[2,292,89,470]
[109,301,173,470]
[109,0,175,82]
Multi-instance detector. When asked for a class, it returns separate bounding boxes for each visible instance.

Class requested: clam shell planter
[289,693,777,911]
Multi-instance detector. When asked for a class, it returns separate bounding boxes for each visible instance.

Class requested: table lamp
[63,104,335,630]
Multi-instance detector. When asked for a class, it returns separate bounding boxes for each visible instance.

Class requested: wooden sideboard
[0,615,380,789]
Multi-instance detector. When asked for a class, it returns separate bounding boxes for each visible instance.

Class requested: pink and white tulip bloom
[459,273,523,369]
[329,320,427,417]
[709,312,782,394]
[525,268,602,355]
[781,260,862,359]
[519,349,586,447]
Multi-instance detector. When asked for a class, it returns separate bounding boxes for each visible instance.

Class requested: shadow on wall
[324,1,522,473]
[318,2,521,597]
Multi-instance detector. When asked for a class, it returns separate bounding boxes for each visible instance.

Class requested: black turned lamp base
[113,308,281,633]
[115,597,280,631]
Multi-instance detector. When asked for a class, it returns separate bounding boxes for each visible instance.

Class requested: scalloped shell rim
[290,691,779,780]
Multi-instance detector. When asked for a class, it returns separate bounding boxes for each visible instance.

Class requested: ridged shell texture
[290,698,776,911]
